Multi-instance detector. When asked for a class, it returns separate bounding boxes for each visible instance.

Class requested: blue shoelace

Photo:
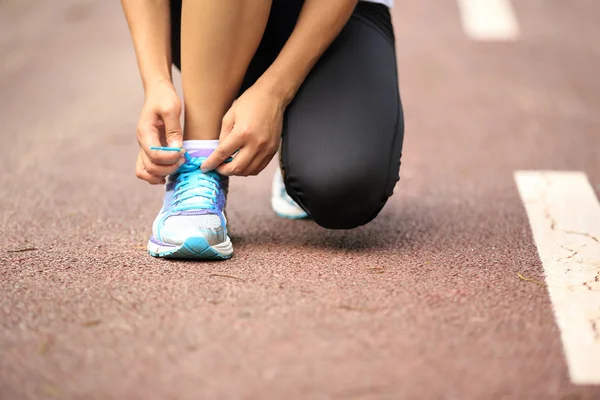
[170,153,222,212]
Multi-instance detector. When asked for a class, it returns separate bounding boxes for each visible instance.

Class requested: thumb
[162,107,183,148]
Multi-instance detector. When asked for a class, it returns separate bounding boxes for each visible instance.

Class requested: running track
[1,0,599,398]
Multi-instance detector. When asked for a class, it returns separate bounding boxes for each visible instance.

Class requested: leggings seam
[361,8,401,210]
[353,6,401,207]
[380,85,402,207]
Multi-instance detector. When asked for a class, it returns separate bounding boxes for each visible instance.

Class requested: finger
[241,149,273,176]
[216,147,256,177]
[135,153,166,185]
[137,112,183,166]
[141,150,184,177]
[249,155,273,176]
[161,104,183,148]
[244,140,278,176]
[241,158,263,177]
[219,107,235,141]
[201,131,244,172]
[138,169,166,185]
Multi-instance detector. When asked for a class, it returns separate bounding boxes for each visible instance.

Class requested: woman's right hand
[135,80,185,185]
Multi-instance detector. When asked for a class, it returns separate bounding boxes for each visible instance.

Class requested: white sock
[183,140,219,151]
[183,140,219,157]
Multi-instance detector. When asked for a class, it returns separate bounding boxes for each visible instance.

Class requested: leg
[148,1,273,260]
[281,3,405,229]
[175,0,272,140]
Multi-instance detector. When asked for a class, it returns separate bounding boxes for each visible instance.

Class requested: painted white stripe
[457,0,520,41]
[515,171,600,385]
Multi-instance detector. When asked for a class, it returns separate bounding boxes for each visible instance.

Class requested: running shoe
[271,168,309,219]
[147,152,233,259]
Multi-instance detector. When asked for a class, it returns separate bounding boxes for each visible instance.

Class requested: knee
[288,166,392,229]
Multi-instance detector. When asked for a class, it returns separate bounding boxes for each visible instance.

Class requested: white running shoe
[147,152,233,260]
[271,168,309,219]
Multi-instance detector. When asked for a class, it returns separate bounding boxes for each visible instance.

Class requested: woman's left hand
[201,84,285,176]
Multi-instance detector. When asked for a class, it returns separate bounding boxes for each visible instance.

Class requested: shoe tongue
[172,167,215,209]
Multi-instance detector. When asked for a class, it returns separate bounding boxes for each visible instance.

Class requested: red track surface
[1,1,600,398]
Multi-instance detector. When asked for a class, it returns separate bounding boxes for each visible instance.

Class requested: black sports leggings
[170,1,404,229]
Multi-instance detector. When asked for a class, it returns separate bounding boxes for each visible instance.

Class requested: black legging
[170,1,404,229]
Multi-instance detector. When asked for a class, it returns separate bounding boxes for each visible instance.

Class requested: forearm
[121,0,172,91]
[257,0,358,106]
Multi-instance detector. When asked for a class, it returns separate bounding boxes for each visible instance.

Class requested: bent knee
[311,199,386,229]
[288,168,392,229]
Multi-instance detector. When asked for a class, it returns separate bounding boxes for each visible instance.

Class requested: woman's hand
[135,80,185,184]
[201,84,285,176]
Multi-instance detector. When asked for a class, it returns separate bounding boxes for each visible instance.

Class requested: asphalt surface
[1,0,600,399]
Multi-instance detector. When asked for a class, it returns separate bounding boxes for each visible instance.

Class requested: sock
[183,140,219,158]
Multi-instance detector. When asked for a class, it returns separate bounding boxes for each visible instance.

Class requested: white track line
[457,0,520,41]
[515,171,600,385]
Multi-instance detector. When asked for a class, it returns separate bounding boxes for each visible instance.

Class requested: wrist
[142,74,173,94]
[256,72,300,108]
[143,76,175,98]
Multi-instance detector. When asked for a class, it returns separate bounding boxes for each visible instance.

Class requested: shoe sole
[147,236,233,260]
[274,211,309,220]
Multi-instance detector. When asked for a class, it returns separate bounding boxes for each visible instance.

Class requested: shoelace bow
[171,154,222,211]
